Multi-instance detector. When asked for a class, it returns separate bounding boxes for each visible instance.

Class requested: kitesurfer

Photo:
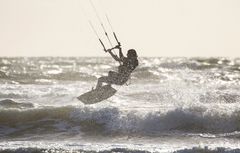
[95,45,138,89]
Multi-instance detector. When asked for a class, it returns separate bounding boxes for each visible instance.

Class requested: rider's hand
[115,44,121,49]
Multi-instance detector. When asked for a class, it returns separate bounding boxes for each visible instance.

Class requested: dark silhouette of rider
[96,45,138,89]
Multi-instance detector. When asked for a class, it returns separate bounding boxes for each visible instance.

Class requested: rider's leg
[96,71,127,89]
[96,76,109,89]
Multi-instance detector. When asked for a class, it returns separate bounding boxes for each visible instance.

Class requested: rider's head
[127,49,138,58]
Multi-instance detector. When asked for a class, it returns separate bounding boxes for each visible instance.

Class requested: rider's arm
[113,45,125,62]
[118,47,124,60]
[108,50,121,62]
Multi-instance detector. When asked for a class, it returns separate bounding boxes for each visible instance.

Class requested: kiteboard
[78,85,117,104]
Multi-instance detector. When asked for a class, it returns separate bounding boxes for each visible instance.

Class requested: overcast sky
[0,0,240,57]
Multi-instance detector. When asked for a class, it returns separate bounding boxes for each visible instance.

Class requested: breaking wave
[0,99,33,109]
[1,105,240,138]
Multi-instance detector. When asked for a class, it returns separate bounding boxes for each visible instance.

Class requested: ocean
[0,57,240,153]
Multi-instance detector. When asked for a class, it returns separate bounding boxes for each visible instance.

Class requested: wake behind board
[78,85,117,104]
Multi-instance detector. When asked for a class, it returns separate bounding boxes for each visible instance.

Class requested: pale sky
[0,0,240,57]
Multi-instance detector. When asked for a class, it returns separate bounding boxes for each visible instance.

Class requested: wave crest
[0,99,33,109]
[1,105,240,138]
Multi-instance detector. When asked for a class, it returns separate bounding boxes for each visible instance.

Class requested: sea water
[0,57,240,153]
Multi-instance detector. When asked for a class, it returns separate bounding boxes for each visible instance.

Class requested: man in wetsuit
[96,45,138,89]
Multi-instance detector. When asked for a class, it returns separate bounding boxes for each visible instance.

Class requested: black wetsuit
[96,47,138,88]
